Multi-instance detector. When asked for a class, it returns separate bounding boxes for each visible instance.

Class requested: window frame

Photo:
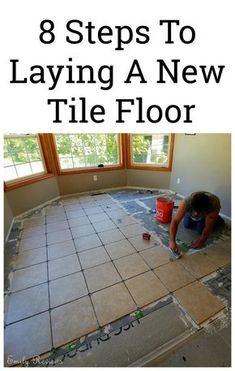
[4,133,174,192]
[51,134,125,175]
[126,133,174,171]
[4,134,57,191]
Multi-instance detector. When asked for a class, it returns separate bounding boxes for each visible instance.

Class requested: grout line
[6,193,230,356]
[78,200,128,327]
[8,278,48,295]
[79,197,170,308]
[100,240,139,308]
[13,258,48,272]
[5,308,50,328]
[12,196,170,291]
[63,203,101,328]
[6,264,188,330]
[9,256,173,296]
[44,224,54,351]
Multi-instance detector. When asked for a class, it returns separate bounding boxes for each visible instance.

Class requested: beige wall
[126,169,171,190]
[4,193,14,241]
[6,177,60,217]
[57,170,127,195]
[170,134,231,217]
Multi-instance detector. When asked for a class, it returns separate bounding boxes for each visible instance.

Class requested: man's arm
[169,200,187,251]
[191,211,219,248]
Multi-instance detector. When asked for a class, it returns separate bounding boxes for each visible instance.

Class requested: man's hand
[169,240,179,251]
[169,201,187,252]
[191,238,206,249]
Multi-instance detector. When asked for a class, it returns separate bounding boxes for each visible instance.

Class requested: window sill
[127,164,172,171]
[58,164,124,175]
[4,173,55,192]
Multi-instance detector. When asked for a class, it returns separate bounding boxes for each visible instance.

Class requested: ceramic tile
[64,204,83,212]
[93,219,117,233]
[68,216,91,227]
[105,239,136,259]
[4,312,52,363]
[93,194,111,202]
[102,204,123,212]
[98,229,125,245]
[21,225,46,239]
[48,254,81,280]
[47,229,72,245]
[45,207,65,216]
[84,262,121,292]
[174,281,226,325]
[23,224,45,233]
[79,246,110,269]
[46,220,69,233]
[88,213,110,223]
[119,223,146,238]
[71,224,95,238]
[91,283,136,326]
[46,214,67,224]
[92,200,105,206]
[62,197,79,205]
[74,234,102,252]
[128,235,160,251]
[11,263,48,292]
[112,215,137,228]
[6,283,49,324]
[84,206,104,216]
[49,272,88,308]
[106,209,128,219]
[79,196,94,202]
[154,261,195,292]
[125,271,169,307]
[78,193,93,203]
[15,247,47,269]
[48,240,76,260]
[114,253,150,280]
[51,296,98,348]
[140,246,170,269]
[66,209,86,219]
[23,216,45,228]
[203,244,231,268]
[179,253,218,279]
[19,235,46,252]
[80,201,98,208]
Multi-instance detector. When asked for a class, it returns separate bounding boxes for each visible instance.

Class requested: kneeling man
[169,191,224,255]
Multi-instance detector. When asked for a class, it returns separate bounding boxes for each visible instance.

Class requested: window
[3,133,173,192]
[54,134,121,170]
[4,134,46,182]
[128,134,174,170]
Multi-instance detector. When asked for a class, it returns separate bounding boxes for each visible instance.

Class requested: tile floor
[4,192,230,363]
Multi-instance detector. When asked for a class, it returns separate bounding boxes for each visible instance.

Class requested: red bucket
[156,197,174,224]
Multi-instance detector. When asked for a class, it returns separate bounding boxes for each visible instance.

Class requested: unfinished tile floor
[4,190,231,365]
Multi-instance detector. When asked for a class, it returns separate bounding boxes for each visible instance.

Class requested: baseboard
[125,185,175,194]
[219,212,231,223]
[5,216,15,244]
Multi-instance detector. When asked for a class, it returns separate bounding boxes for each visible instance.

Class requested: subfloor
[4,189,231,367]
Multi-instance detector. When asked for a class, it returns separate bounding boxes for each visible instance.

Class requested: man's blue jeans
[183,212,205,234]
[183,212,224,234]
